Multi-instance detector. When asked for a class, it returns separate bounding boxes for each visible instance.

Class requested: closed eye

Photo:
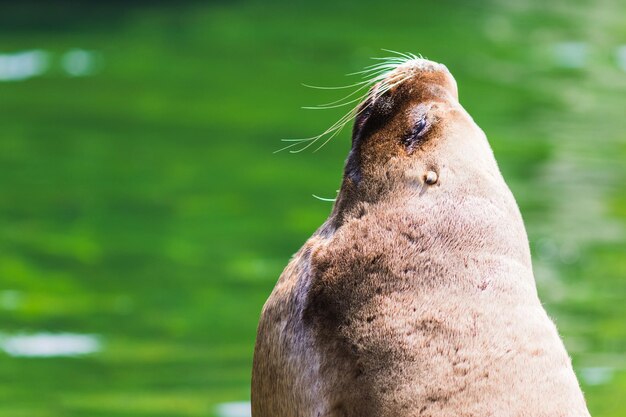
[402,116,428,148]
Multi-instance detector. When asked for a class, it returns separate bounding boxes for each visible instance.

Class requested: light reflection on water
[0,332,101,357]
[61,49,101,77]
[0,49,100,81]
[0,50,48,81]
[552,42,588,69]
[215,402,252,417]
[580,367,615,386]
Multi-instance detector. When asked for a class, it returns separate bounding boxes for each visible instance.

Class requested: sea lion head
[331,58,504,224]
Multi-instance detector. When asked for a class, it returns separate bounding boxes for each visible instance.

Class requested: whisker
[293,108,358,153]
[301,80,373,90]
[366,57,408,64]
[280,105,360,153]
[381,49,415,60]
[347,63,400,77]
[311,121,349,152]
[312,106,371,152]
[303,81,375,109]
[303,95,369,110]
[312,194,337,202]
[276,52,420,153]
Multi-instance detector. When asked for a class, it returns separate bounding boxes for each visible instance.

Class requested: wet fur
[252,60,590,417]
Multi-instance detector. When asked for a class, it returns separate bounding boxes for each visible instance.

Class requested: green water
[0,1,624,416]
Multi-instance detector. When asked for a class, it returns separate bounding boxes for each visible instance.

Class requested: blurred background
[0,0,624,416]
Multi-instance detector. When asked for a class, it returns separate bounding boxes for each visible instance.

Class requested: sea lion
[251,56,590,417]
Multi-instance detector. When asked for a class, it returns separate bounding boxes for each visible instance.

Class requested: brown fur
[252,59,590,417]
